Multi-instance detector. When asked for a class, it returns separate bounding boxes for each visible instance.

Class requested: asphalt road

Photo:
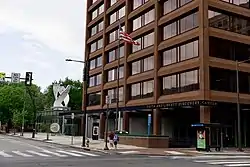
[0,135,224,167]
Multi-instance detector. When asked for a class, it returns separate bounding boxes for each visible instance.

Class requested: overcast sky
[0,0,86,91]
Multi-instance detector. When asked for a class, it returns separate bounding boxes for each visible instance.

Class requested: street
[3,135,250,167]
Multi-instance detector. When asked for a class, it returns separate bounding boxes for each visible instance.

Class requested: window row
[90,56,102,70]
[91,4,104,20]
[107,66,124,81]
[89,74,102,87]
[131,80,154,100]
[110,6,125,24]
[220,0,250,9]
[133,9,155,31]
[162,69,199,95]
[163,12,198,40]
[110,0,118,6]
[163,0,193,15]
[131,56,154,75]
[108,46,124,63]
[133,0,149,10]
[132,32,154,53]
[91,21,104,36]
[90,38,103,53]
[109,25,125,43]
[208,10,250,37]
[107,87,124,103]
[162,40,198,66]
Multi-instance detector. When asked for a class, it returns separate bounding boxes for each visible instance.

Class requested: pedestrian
[109,131,114,147]
[113,133,119,149]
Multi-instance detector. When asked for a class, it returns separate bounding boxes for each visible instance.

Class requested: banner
[197,130,206,149]
[0,72,5,82]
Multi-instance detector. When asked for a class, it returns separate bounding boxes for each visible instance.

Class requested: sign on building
[11,73,21,83]
[0,72,5,82]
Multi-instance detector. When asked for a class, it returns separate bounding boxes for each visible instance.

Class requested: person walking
[109,131,114,147]
[113,133,119,149]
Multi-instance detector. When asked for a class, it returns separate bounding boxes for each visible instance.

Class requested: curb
[4,134,110,153]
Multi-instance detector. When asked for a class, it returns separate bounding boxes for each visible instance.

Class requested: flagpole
[115,19,121,132]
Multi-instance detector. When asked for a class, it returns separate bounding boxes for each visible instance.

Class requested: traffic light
[25,72,32,86]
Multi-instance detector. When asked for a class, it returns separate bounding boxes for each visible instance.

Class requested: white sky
[0,0,87,91]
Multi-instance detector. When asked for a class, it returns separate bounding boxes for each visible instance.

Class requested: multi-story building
[83,0,250,147]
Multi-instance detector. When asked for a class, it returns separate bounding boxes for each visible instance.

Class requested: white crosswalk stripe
[56,150,83,157]
[69,150,99,157]
[12,151,33,157]
[0,150,102,158]
[171,154,250,167]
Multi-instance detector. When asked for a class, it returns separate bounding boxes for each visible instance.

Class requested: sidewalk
[7,132,146,152]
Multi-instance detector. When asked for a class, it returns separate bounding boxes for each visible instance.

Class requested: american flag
[119,26,140,45]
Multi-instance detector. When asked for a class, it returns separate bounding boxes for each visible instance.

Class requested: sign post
[147,114,151,136]
[71,113,74,145]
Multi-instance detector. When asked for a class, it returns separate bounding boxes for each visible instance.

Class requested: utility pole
[236,60,242,151]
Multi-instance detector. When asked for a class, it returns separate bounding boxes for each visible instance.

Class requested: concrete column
[99,113,105,139]
[153,108,161,135]
[123,112,129,132]
[200,106,210,123]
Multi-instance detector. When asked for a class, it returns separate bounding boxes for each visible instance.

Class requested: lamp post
[104,95,111,150]
[65,58,88,147]
[235,58,250,152]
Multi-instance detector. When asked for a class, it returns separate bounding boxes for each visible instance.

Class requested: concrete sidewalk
[7,132,146,152]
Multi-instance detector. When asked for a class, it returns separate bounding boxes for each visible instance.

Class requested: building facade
[83,0,250,147]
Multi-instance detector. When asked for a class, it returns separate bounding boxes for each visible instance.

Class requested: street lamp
[65,58,88,148]
[104,95,111,150]
[235,58,250,152]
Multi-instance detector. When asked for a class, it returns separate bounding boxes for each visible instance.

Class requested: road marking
[225,164,250,167]
[165,151,185,155]
[118,151,140,154]
[42,150,68,157]
[208,161,250,165]
[149,156,167,158]
[69,150,99,157]
[26,150,51,157]
[0,151,13,157]
[56,150,83,157]
[12,151,33,157]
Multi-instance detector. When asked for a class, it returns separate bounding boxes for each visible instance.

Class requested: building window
[107,46,124,63]
[133,9,155,31]
[220,0,250,9]
[133,0,149,9]
[107,87,124,103]
[90,39,103,53]
[91,4,104,20]
[163,0,192,15]
[162,69,199,95]
[110,0,117,6]
[162,40,198,66]
[89,56,102,70]
[208,10,250,36]
[88,92,101,106]
[163,12,198,40]
[92,0,98,5]
[107,66,124,81]
[89,73,102,87]
[132,32,154,53]
[91,21,104,36]
[130,80,154,100]
[109,6,125,24]
[131,56,154,75]
[108,26,125,43]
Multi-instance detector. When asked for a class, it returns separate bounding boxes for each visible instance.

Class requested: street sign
[11,73,21,83]
[71,113,74,119]
[50,123,60,133]
[0,72,5,82]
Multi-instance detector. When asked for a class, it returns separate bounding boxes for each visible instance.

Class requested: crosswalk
[169,154,250,166]
[0,150,101,158]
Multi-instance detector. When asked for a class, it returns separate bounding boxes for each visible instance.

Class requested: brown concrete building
[83,0,250,147]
